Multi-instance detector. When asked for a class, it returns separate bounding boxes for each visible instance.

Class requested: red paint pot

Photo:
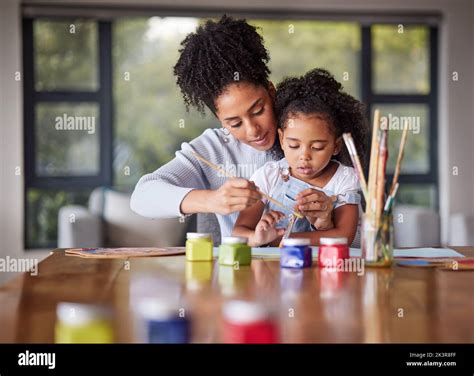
[318,237,350,268]
[222,301,278,344]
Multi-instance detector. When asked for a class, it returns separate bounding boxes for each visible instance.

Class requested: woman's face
[214,82,277,151]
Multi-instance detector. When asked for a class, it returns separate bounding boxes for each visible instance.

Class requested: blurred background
[1,0,473,266]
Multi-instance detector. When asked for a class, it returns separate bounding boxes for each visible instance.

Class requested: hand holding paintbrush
[191,151,304,218]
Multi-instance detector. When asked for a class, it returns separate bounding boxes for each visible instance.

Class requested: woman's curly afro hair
[173,15,271,114]
[273,68,369,167]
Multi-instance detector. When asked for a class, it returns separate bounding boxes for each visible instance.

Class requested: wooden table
[0,248,473,343]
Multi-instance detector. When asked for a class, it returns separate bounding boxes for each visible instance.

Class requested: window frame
[23,17,114,190]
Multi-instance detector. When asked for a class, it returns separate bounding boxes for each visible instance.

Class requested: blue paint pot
[137,298,190,344]
[280,238,312,269]
[147,318,189,344]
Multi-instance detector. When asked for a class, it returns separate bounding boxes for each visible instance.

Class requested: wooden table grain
[0,248,473,343]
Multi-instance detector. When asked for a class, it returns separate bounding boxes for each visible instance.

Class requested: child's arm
[290,204,359,246]
[233,201,286,247]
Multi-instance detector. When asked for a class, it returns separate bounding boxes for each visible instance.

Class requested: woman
[130,16,334,241]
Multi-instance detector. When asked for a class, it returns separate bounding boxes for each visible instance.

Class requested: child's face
[278,113,342,181]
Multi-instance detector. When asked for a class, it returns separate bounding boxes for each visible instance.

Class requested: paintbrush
[389,123,409,196]
[367,110,381,224]
[342,133,368,200]
[375,128,388,227]
[278,213,298,247]
[383,182,399,213]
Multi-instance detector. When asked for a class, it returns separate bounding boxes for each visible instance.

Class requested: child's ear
[333,136,343,155]
[278,128,284,146]
[268,81,276,101]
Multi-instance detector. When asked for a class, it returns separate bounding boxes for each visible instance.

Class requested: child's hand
[295,189,336,230]
[250,210,286,247]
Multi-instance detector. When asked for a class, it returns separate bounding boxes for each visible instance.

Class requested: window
[112,18,206,188]
[251,20,361,98]
[362,24,438,209]
[23,18,112,248]
[34,20,99,91]
[23,14,438,248]
[112,18,362,189]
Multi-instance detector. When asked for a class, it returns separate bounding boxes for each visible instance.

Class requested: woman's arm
[290,204,359,246]
[130,129,260,218]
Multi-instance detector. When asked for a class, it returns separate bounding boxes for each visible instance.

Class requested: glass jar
[361,213,393,267]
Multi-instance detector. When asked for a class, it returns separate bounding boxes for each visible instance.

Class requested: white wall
[1,0,473,259]
[435,0,474,243]
[0,0,23,262]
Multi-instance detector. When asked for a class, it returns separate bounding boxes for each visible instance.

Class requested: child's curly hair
[270,68,369,167]
[173,15,271,114]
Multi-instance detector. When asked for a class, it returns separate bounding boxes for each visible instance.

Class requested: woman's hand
[250,210,286,247]
[295,189,336,230]
[209,178,262,215]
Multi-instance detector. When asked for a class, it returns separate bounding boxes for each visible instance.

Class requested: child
[233,68,368,247]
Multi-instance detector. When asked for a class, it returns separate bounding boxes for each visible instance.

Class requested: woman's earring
[222,127,230,136]
[280,167,290,182]
[221,127,230,143]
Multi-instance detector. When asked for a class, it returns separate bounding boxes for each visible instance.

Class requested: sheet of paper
[393,248,464,258]
[213,247,464,259]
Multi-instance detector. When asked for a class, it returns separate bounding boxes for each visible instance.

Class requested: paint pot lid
[223,300,270,324]
[57,303,111,326]
[137,298,179,320]
[320,237,348,246]
[222,236,248,245]
[186,232,212,240]
[282,238,310,246]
